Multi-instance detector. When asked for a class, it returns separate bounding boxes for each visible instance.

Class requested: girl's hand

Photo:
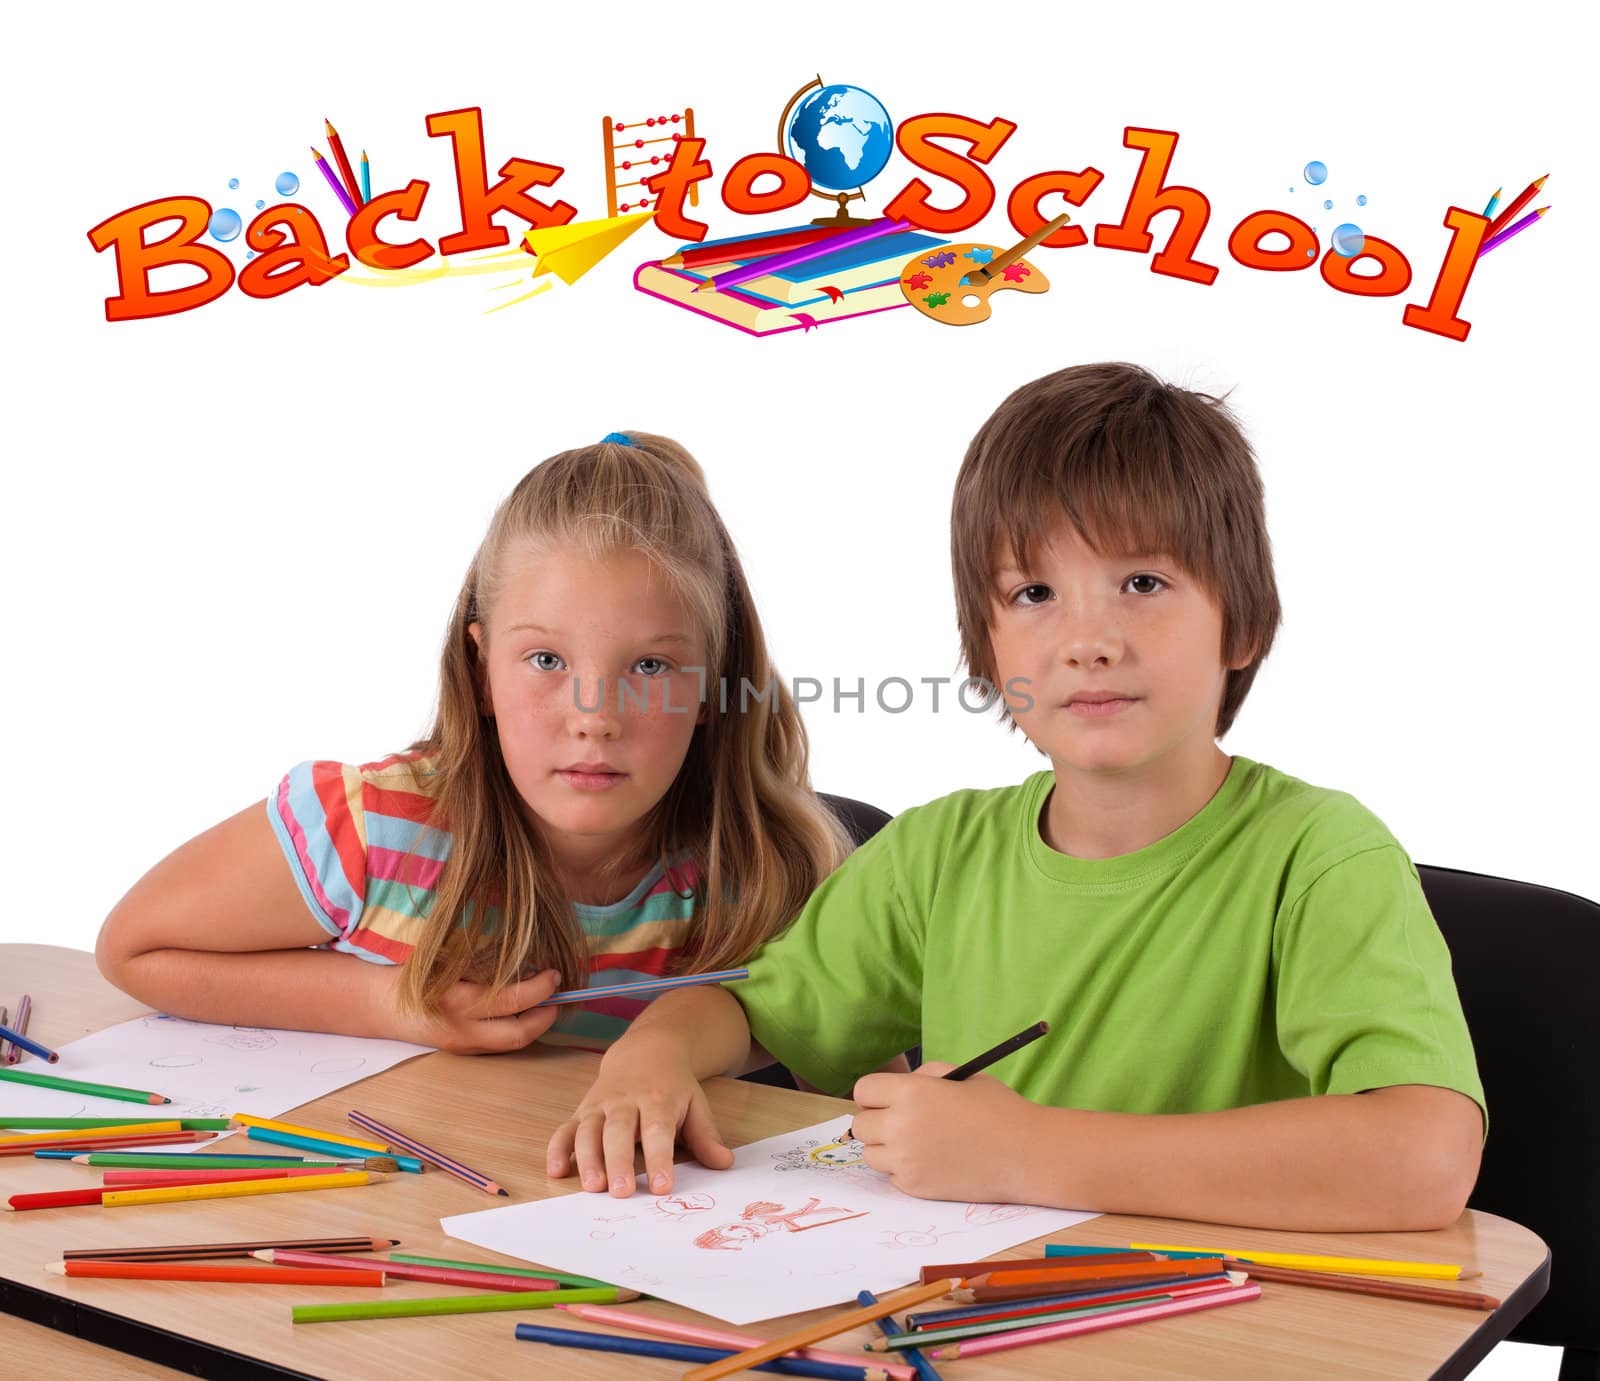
[382,969,565,1053]
[546,1041,734,1196]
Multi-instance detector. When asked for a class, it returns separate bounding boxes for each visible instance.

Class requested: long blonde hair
[398,433,851,1013]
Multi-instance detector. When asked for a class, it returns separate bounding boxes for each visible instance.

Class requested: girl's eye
[1125,574,1167,595]
[633,657,672,677]
[1013,583,1054,606]
[529,651,565,672]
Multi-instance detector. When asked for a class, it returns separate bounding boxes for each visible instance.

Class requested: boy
[548,363,1485,1230]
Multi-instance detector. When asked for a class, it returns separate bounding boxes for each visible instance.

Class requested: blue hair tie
[600,431,635,447]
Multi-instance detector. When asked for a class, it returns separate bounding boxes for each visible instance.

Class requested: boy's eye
[1124,574,1167,595]
[1013,583,1054,606]
[633,657,672,677]
[528,651,565,671]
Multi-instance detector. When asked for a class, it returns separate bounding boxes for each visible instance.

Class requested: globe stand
[811,190,874,227]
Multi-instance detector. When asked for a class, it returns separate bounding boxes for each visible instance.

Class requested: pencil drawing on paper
[770,1134,867,1173]
[692,1197,869,1251]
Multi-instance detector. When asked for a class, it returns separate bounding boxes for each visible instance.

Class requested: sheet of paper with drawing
[0,1015,430,1125]
[443,1115,1099,1324]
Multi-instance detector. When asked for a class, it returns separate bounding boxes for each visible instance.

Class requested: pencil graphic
[311,147,359,217]
[360,150,371,203]
[325,119,363,206]
[1478,206,1549,257]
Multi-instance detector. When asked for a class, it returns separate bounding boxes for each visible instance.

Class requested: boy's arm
[96,803,561,1051]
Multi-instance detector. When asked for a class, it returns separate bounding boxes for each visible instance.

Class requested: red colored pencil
[325,119,364,206]
[7,1186,112,1211]
[4,1132,216,1157]
[47,1260,385,1287]
[101,1167,343,1187]
[256,1249,559,1291]
[1484,174,1548,240]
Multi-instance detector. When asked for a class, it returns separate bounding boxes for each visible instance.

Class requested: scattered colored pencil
[0,1121,181,1146]
[291,1284,636,1324]
[1482,187,1502,219]
[1478,207,1548,257]
[1220,1259,1500,1310]
[970,1258,1222,1290]
[0,1019,58,1064]
[909,1273,1233,1329]
[311,147,359,217]
[61,1152,357,1170]
[102,1167,350,1187]
[664,225,861,271]
[878,1292,1197,1350]
[234,1113,388,1154]
[388,1253,612,1290]
[3,994,28,1064]
[257,1249,558,1292]
[102,1170,374,1207]
[0,1116,232,1131]
[359,149,371,203]
[558,1302,917,1380]
[535,968,750,1007]
[928,1282,1262,1360]
[920,1251,1156,1283]
[514,1324,886,1380]
[245,1125,422,1171]
[47,1260,384,1287]
[1484,173,1547,240]
[0,1066,170,1104]
[325,118,363,206]
[958,1272,1216,1305]
[8,1186,116,1211]
[695,221,911,294]
[681,1278,962,1381]
[5,1132,213,1157]
[1129,1242,1473,1280]
[858,1290,941,1381]
[348,1108,504,1195]
[63,1235,398,1263]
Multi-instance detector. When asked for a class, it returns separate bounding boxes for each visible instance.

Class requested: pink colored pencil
[347,1108,505,1196]
[929,1281,1261,1359]
[255,1249,558,1291]
[102,1167,341,1187]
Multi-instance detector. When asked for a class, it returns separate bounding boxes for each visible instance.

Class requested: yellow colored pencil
[0,1121,181,1147]
[103,1171,373,1207]
[1130,1243,1471,1280]
[231,1114,388,1154]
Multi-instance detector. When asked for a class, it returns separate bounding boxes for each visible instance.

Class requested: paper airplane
[521,212,653,285]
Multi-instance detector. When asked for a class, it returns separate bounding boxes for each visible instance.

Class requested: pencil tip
[497,1188,509,1197]
[387,1239,400,1246]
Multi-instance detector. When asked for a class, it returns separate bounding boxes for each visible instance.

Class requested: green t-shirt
[737,757,1486,1126]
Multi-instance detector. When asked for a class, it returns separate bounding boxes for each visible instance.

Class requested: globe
[784,84,893,192]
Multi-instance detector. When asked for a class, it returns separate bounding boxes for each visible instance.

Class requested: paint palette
[898,213,1070,326]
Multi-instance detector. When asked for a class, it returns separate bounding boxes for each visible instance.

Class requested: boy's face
[988,520,1245,780]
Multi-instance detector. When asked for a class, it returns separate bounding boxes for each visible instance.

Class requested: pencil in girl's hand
[534,968,750,1007]
[0,1018,56,1064]
[63,1235,399,1263]
[47,1260,385,1287]
[0,1066,170,1104]
[3,994,29,1064]
[347,1108,505,1195]
[102,1170,376,1207]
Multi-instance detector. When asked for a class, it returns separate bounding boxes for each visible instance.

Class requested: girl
[96,433,851,1055]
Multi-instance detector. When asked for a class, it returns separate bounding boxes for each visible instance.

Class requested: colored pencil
[102,1170,374,1207]
[64,1235,398,1263]
[348,1108,504,1195]
[2,994,28,1064]
[47,1260,384,1287]
[664,226,859,271]
[515,1324,886,1380]
[957,1272,1221,1305]
[102,1167,348,1187]
[920,1251,1156,1283]
[878,1292,1199,1349]
[970,1258,1222,1290]
[1047,1243,1224,1260]
[1484,174,1547,240]
[0,1116,232,1131]
[559,1302,918,1380]
[62,1152,360,1169]
[359,150,371,203]
[696,221,911,294]
[1129,1242,1473,1280]
[929,1282,1262,1359]
[234,1113,389,1154]
[5,1132,212,1157]
[682,1278,962,1381]
[325,119,363,206]
[8,1186,115,1211]
[311,147,359,217]
[535,968,751,1007]
[0,1066,170,1104]
[1,1121,180,1146]
[1478,207,1548,257]
[246,1125,422,1171]
[857,1290,941,1381]
[257,1249,558,1291]
[291,1284,637,1324]
[1482,188,1502,219]
[1220,1259,1500,1309]
[0,1019,58,1064]
[389,1253,612,1290]
[910,1273,1233,1329]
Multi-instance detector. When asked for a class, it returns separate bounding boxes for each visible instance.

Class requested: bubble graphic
[1356,194,1368,206]
[228,178,239,189]
[1304,161,1328,185]
[1332,223,1365,257]
[208,208,242,242]
[255,199,265,209]
[275,171,300,196]
[1324,199,1333,210]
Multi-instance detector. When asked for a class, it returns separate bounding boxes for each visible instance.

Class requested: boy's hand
[380,969,565,1054]
[851,1061,1045,1202]
[547,1042,735,1197]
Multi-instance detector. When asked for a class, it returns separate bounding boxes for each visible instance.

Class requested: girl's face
[471,544,709,880]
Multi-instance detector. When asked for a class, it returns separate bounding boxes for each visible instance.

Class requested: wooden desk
[1,945,1548,1380]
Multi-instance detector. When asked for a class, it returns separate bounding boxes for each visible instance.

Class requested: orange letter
[1094,128,1218,285]
[1006,168,1103,249]
[1319,234,1412,297]
[426,107,576,255]
[1403,207,1489,343]
[721,153,810,216]
[347,180,434,270]
[1227,210,1318,271]
[237,206,349,300]
[85,197,234,322]
[883,113,1018,234]
[644,137,714,241]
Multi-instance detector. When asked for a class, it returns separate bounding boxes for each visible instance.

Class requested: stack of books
[634,223,950,336]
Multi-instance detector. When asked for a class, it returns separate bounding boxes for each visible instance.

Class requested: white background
[7,7,1590,1373]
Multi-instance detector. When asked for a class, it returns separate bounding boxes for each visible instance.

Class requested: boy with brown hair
[550,363,1485,1230]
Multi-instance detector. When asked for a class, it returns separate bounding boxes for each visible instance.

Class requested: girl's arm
[95,803,562,1052]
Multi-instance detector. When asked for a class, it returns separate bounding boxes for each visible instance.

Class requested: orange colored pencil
[47,1260,384,1287]
[972,1258,1221,1289]
[325,119,363,206]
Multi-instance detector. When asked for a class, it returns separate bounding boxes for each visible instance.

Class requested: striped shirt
[267,751,700,1048]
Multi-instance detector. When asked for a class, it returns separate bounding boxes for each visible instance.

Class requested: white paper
[0,1014,431,1132]
[443,1115,1098,1324]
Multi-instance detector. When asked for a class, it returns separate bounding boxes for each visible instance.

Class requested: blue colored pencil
[246,1126,425,1172]
[859,1289,942,1381]
[0,1019,57,1064]
[535,968,750,1008]
[359,150,371,203]
[1482,187,1502,219]
[513,1323,875,1379]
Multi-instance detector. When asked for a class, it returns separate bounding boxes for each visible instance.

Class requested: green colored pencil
[1,1116,232,1131]
[872,1293,1176,1350]
[388,1253,613,1290]
[0,1067,169,1105]
[292,1284,633,1324]
[66,1153,351,1170]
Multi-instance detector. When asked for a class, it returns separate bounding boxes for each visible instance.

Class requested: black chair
[1417,863,1598,1380]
